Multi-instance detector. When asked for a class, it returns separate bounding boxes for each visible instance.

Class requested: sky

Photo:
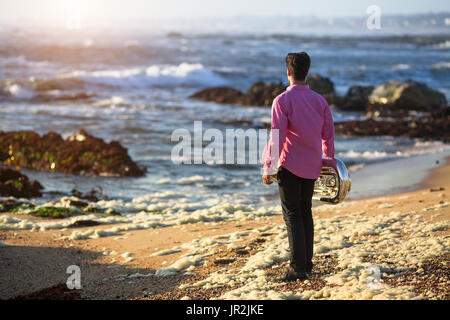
[0,0,448,29]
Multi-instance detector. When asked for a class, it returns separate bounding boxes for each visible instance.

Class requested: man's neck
[289,78,307,86]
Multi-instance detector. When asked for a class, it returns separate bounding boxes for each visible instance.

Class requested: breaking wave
[66,63,227,88]
[0,55,49,68]
[338,141,450,163]
[431,62,450,71]
[1,62,227,102]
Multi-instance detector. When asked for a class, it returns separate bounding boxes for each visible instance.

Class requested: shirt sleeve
[262,97,288,175]
[322,101,335,158]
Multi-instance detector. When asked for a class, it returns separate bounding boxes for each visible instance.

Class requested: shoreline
[420,156,450,189]
[346,149,450,201]
[0,153,449,300]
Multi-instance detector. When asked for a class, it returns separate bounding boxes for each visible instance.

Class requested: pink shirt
[263,84,335,180]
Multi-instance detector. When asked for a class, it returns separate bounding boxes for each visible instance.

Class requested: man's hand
[262,175,273,185]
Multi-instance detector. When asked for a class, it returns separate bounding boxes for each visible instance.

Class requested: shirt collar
[287,84,310,91]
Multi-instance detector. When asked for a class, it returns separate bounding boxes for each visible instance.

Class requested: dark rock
[189,86,244,104]
[63,198,89,208]
[339,85,374,111]
[71,187,103,202]
[307,74,335,96]
[34,78,86,92]
[0,130,145,177]
[31,92,95,103]
[189,82,286,107]
[0,150,9,161]
[335,107,450,143]
[0,168,43,198]
[190,75,336,107]
[238,81,286,107]
[368,80,447,112]
[365,109,414,119]
[234,249,249,255]
[429,187,445,192]
[166,32,183,38]
[307,74,337,105]
[68,220,101,228]
[213,258,235,266]
[0,199,34,212]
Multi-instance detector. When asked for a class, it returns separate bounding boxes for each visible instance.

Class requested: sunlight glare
[66,0,81,29]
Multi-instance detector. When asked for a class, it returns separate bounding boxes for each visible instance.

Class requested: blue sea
[0,15,449,211]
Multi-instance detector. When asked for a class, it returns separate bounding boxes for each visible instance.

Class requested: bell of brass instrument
[270,157,351,205]
[313,157,351,204]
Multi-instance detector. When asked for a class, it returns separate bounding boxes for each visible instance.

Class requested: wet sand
[0,157,449,300]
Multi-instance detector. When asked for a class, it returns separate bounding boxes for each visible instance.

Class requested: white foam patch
[53,201,273,240]
[153,229,254,278]
[150,248,182,256]
[177,175,209,184]
[177,210,449,300]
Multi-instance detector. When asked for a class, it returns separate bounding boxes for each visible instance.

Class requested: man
[262,52,335,281]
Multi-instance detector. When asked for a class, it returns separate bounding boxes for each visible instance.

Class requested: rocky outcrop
[70,187,103,202]
[238,81,286,107]
[190,74,337,107]
[190,82,285,107]
[339,85,375,111]
[0,168,43,198]
[190,86,244,104]
[0,151,9,161]
[190,77,447,119]
[306,74,337,104]
[0,129,145,177]
[368,80,447,112]
[335,107,450,142]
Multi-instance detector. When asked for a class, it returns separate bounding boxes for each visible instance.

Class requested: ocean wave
[338,141,450,162]
[433,40,450,49]
[94,96,126,107]
[431,62,450,71]
[390,64,411,71]
[66,63,227,88]
[338,150,390,161]
[1,63,227,102]
[0,55,49,68]
[1,82,95,102]
[4,84,35,99]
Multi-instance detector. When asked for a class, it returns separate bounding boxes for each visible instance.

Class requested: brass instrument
[270,157,351,205]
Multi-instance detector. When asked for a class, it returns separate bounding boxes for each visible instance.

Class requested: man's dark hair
[286,52,311,81]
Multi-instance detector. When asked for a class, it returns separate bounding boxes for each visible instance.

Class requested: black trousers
[277,166,316,272]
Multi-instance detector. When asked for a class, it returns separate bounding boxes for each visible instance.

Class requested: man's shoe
[306,263,313,275]
[280,269,308,282]
[306,267,313,275]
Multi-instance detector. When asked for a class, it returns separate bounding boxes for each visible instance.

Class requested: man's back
[263,84,335,180]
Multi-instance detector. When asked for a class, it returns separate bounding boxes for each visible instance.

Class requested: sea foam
[66,63,227,88]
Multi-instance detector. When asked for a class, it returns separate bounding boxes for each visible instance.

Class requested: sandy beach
[1,0,450,305]
[0,156,448,300]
